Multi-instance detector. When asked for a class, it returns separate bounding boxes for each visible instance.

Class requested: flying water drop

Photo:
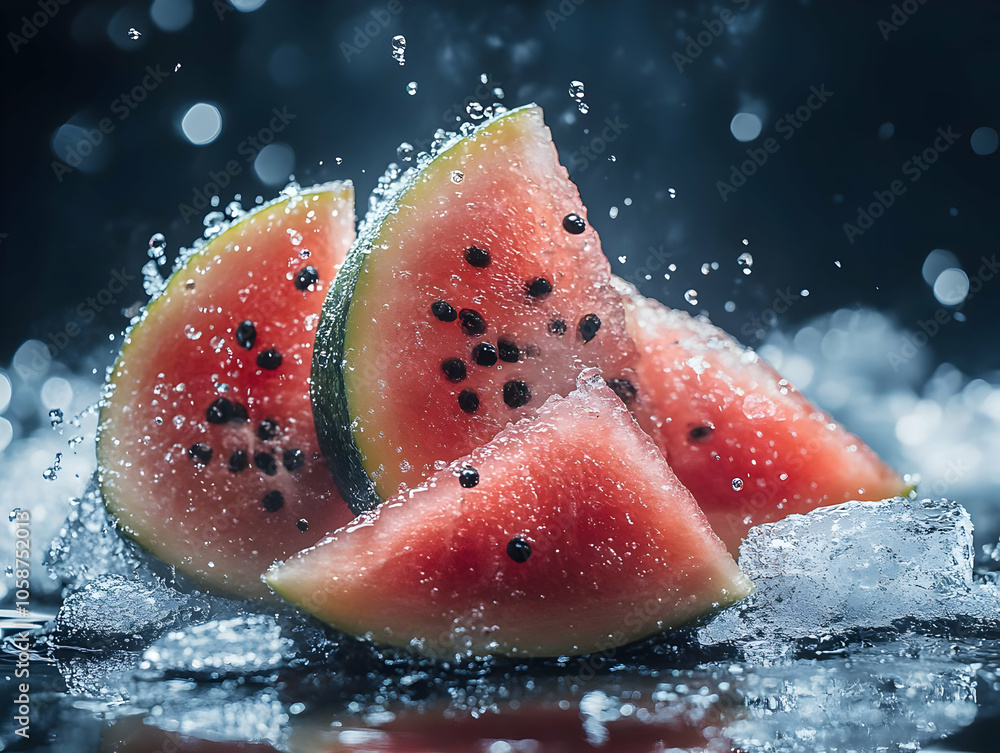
[406,81,418,96]
[732,478,744,491]
[684,289,698,306]
[127,27,142,40]
[391,35,406,65]
[738,252,753,275]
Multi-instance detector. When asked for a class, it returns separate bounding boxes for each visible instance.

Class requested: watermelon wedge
[267,371,752,658]
[313,105,639,512]
[614,279,906,554]
[98,184,357,598]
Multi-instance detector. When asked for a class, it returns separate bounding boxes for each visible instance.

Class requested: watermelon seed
[464,246,491,268]
[526,277,553,297]
[472,343,498,367]
[254,451,279,476]
[458,389,480,413]
[206,397,235,424]
[507,537,532,563]
[689,425,714,443]
[228,449,249,473]
[497,339,520,363]
[257,348,283,370]
[188,442,213,465]
[578,314,601,343]
[459,309,487,336]
[441,358,468,382]
[231,402,249,422]
[503,380,531,408]
[257,419,279,440]
[294,265,320,290]
[458,467,479,488]
[524,344,541,358]
[431,300,458,322]
[548,319,567,337]
[262,490,284,513]
[283,448,306,472]
[562,213,586,234]
[607,378,637,404]
[235,320,257,350]
[296,518,309,532]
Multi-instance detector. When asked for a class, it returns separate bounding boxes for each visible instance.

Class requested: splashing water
[738,251,753,275]
[684,289,698,306]
[391,35,406,65]
[127,27,141,40]
[406,81,417,96]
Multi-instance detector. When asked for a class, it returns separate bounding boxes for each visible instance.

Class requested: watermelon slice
[98,184,358,598]
[313,105,639,512]
[614,279,906,554]
[267,371,752,658]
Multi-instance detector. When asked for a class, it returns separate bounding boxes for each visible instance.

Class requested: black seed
[262,490,284,513]
[548,319,567,337]
[459,308,487,336]
[228,449,249,473]
[524,344,541,358]
[257,419,279,440]
[294,265,320,290]
[206,397,234,424]
[689,425,714,443]
[503,380,531,408]
[235,320,257,350]
[458,389,480,413]
[188,442,213,465]
[526,277,553,297]
[254,451,278,476]
[431,300,458,322]
[472,343,498,367]
[296,518,309,532]
[465,245,491,268]
[578,314,601,343]
[497,339,520,363]
[441,358,467,382]
[257,348,283,370]
[458,467,480,488]
[507,536,532,563]
[607,378,638,404]
[562,213,586,234]
[231,402,249,422]
[283,448,306,472]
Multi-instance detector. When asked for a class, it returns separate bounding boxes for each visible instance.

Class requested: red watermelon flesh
[312,104,639,511]
[615,279,906,555]
[98,184,358,599]
[268,370,751,658]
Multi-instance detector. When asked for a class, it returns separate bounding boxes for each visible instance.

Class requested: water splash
[391,35,406,65]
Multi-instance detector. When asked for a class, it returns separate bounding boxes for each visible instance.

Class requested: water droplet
[184,324,203,341]
[49,408,64,427]
[738,252,753,275]
[406,81,418,96]
[466,102,485,121]
[391,35,406,65]
[148,233,166,251]
[701,263,711,275]
[732,478,744,491]
[127,27,141,40]
[724,300,736,313]
[668,188,677,199]
[609,206,619,219]
[68,435,84,447]
[9,508,21,522]
[210,335,225,352]
[450,170,464,184]
[203,211,226,238]
[684,289,698,306]
[396,142,414,163]
[174,63,182,72]
[578,102,590,114]
[335,157,343,165]
[834,260,842,268]
[492,86,505,99]
[225,200,244,219]
[569,80,585,100]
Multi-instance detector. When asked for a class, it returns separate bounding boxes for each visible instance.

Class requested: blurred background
[1,0,999,534]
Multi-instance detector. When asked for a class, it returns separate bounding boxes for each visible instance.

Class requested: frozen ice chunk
[699,497,1000,657]
[52,573,207,651]
[141,615,293,677]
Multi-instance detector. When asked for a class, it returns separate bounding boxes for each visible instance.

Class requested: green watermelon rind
[312,105,537,515]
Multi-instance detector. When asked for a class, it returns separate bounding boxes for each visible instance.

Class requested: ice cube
[699,497,1000,658]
